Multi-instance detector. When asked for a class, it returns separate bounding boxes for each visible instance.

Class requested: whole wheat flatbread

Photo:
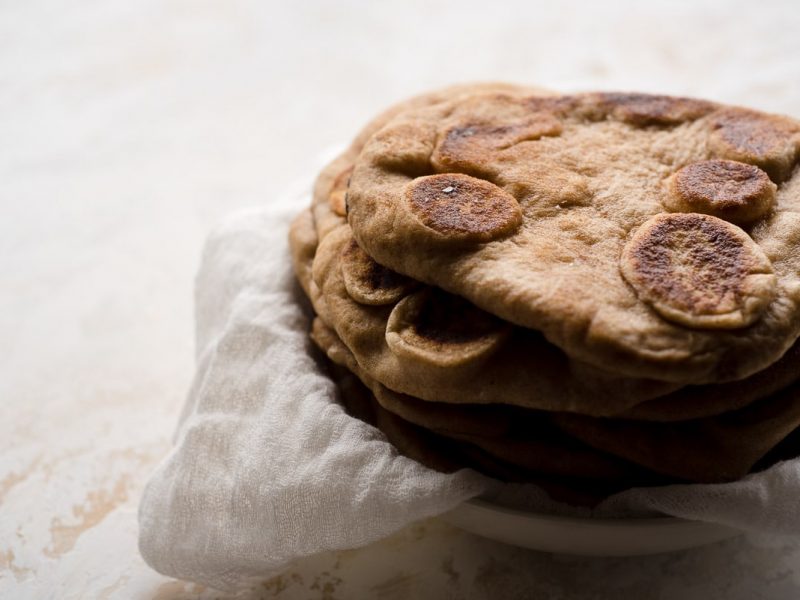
[321,331,656,486]
[312,224,680,414]
[289,207,800,420]
[345,91,800,384]
[291,207,800,484]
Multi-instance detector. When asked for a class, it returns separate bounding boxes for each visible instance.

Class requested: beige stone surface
[3,0,800,598]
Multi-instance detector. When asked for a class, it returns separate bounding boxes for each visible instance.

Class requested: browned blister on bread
[385,287,511,369]
[405,173,522,242]
[709,108,800,182]
[620,213,777,329]
[596,92,716,126]
[433,112,563,175]
[340,237,415,306]
[665,159,776,224]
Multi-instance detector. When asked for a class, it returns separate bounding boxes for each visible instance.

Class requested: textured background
[3,0,800,597]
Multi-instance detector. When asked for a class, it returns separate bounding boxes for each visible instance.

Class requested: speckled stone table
[3,1,800,598]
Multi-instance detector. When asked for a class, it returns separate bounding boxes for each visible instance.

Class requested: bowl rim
[464,496,698,527]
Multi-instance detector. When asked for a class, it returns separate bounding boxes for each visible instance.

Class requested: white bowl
[442,498,741,556]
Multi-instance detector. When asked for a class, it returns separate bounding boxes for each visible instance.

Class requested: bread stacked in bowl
[289,83,800,505]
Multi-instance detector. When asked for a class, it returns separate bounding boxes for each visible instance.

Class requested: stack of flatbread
[289,83,800,504]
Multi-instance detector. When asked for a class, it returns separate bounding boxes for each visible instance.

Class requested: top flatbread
[346,91,800,383]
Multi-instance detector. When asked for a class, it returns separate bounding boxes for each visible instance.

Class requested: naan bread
[345,91,800,383]
[320,326,654,485]
[290,206,800,421]
[312,224,680,414]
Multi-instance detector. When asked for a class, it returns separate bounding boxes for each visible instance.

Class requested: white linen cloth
[138,192,800,591]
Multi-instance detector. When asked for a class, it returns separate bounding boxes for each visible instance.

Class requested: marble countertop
[3,0,800,597]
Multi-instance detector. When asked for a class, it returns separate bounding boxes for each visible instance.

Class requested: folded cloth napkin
[138,190,800,591]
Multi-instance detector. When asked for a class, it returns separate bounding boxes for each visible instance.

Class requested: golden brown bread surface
[665,159,776,224]
[619,212,776,329]
[345,91,800,384]
[287,84,800,496]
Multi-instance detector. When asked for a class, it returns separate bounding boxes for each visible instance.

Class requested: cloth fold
[138,193,800,591]
[138,200,490,591]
